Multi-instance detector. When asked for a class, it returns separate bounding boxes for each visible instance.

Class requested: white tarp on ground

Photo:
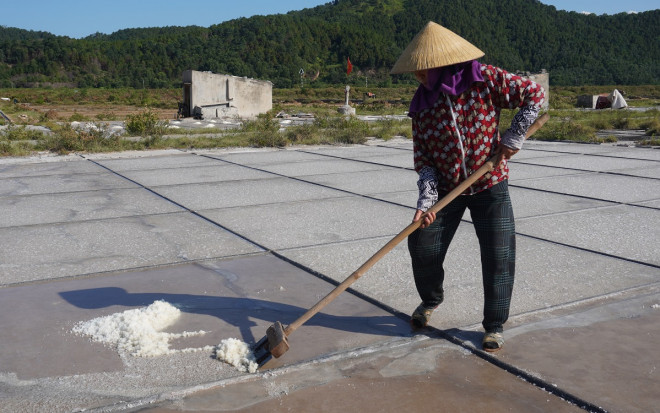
[609,89,628,109]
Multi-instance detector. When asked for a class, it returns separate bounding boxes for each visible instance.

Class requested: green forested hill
[0,0,658,88]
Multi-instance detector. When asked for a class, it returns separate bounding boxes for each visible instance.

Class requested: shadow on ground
[60,287,407,344]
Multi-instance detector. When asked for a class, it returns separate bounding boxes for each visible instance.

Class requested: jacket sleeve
[486,65,546,150]
[412,117,438,211]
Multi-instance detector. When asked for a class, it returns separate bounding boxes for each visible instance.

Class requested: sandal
[410,303,437,329]
[482,332,504,352]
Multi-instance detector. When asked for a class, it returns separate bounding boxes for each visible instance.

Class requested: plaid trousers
[407,180,516,333]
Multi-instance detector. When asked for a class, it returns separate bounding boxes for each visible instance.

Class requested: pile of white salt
[72,300,210,357]
[73,300,259,373]
[215,338,258,373]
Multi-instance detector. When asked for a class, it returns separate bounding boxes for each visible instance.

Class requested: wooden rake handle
[284,112,550,336]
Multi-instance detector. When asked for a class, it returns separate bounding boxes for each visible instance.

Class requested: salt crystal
[73,300,207,357]
[215,338,258,373]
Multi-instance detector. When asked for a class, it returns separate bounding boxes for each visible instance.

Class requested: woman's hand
[494,145,519,167]
[413,209,436,229]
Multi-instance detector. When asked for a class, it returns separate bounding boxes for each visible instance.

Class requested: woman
[391,22,545,352]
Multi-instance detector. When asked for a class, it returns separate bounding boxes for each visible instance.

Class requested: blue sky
[0,0,657,39]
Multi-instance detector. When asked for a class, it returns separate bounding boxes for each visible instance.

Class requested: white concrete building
[181,70,272,119]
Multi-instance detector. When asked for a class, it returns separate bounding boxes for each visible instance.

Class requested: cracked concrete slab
[154,177,347,211]
[509,186,613,219]
[121,163,276,187]
[0,212,262,284]
[151,337,585,413]
[247,158,391,177]
[518,153,660,172]
[508,162,591,181]
[0,188,182,228]
[0,170,138,196]
[496,285,660,413]
[0,255,411,412]
[516,204,660,265]
[206,149,330,166]
[202,196,412,250]
[0,158,103,178]
[303,168,418,195]
[1,141,658,412]
[343,152,415,169]
[306,145,413,159]
[280,225,659,331]
[517,172,660,203]
[621,165,660,179]
[89,153,221,172]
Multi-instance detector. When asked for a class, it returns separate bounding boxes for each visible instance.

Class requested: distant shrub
[324,116,370,144]
[43,123,120,154]
[41,110,59,121]
[242,113,287,147]
[284,124,319,145]
[532,120,597,142]
[371,118,411,140]
[69,112,88,122]
[96,112,117,121]
[125,109,167,138]
[642,118,660,136]
[637,138,660,146]
[0,125,45,141]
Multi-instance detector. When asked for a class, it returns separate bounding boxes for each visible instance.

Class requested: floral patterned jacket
[412,64,546,211]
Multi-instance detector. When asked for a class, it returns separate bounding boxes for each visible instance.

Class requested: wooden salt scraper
[253,113,550,366]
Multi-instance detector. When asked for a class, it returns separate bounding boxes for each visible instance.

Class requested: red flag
[346,57,353,75]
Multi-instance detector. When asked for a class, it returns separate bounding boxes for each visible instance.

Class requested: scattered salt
[72,300,207,357]
[215,338,258,373]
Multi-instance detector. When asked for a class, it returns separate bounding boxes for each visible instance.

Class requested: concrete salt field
[0,140,658,412]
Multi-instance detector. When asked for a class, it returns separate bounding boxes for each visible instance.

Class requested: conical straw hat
[390,21,484,74]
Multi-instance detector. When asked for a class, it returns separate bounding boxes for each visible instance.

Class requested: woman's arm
[486,65,546,150]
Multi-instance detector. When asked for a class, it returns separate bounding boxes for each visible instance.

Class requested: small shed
[577,89,628,109]
[180,70,272,119]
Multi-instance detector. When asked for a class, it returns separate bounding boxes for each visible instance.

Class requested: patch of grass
[239,113,286,147]
[371,117,411,140]
[69,112,89,122]
[0,125,46,141]
[637,138,660,146]
[320,115,371,144]
[531,119,598,142]
[640,116,660,136]
[0,140,35,157]
[38,123,122,154]
[284,124,320,145]
[95,112,118,121]
[125,109,169,148]
[0,125,44,156]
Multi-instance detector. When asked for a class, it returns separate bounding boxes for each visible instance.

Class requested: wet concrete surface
[149,339,586,413]
[0,255,411,411]
[0,140,658,412]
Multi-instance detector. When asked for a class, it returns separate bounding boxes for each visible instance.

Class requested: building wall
[182,70,272,119]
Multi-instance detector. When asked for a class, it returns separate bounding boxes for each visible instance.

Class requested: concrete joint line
[508,182,658,210]
[524,147,660,164]
[432,327,609,413]
[87,335,430,413]
[298,148,413,171]
[198,153,415,210]
[84,158,268,253]
[516,231,660,270]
